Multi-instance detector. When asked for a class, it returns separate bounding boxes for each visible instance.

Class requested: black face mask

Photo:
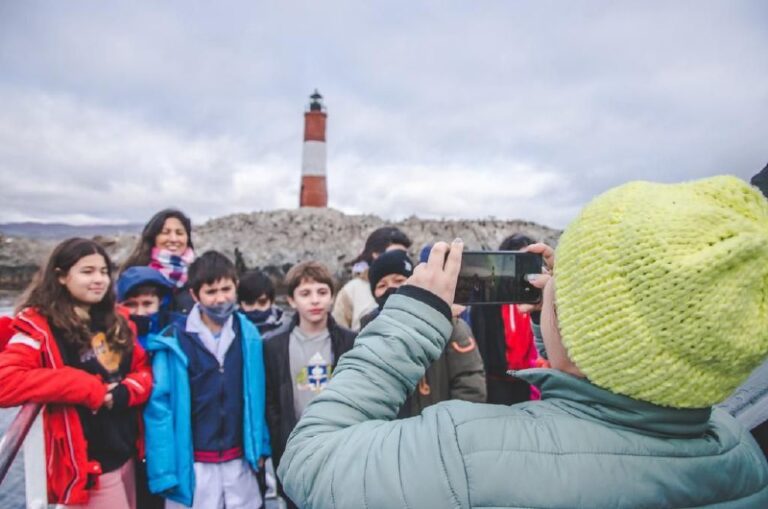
[243,308,272,325]
[375,287,399,310]
[130,313,160,337]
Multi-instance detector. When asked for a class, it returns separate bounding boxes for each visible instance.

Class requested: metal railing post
[23,406,47,509]
[0,403,46,508]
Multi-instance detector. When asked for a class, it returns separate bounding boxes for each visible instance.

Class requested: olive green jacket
[361,308,486,417]
[398,317,486,417]
[279,288,768,508]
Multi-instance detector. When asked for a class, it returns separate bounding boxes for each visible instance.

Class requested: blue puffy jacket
[144,312,271,507]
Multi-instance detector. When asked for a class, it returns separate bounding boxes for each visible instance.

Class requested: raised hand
[407,239,463,306]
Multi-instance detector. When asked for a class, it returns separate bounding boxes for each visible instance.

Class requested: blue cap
[116,266,174,302]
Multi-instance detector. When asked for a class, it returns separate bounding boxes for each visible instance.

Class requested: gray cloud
[0,1,766,229]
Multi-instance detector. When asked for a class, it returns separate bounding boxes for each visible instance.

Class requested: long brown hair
[121,208,194,270]
[19,238,134,355]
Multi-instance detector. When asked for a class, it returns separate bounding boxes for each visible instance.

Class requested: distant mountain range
[0,222,143,239]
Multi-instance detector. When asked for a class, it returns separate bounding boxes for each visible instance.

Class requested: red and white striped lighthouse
[300,90,328,208]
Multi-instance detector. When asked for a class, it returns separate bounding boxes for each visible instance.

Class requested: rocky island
[0,208,561,306]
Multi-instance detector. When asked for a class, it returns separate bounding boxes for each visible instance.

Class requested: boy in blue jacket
[117,266,176,348]
[144,251,270,508]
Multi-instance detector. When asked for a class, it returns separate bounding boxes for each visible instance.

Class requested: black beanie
[369,249,414,293]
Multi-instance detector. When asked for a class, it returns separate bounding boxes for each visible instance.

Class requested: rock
[0,209,561,296]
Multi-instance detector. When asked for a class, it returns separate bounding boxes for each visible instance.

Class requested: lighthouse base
[300,176,328,207]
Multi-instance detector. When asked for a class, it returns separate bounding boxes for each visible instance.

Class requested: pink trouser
[67,459,136,509]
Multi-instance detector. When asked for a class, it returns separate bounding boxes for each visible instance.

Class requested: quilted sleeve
[278,288,470,509]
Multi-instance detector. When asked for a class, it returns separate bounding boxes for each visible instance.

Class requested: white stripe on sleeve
[8,333,41,350]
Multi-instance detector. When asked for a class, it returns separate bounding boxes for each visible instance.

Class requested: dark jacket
[171,286,195,315]
[264,314,356,469]
[361,309,486,417]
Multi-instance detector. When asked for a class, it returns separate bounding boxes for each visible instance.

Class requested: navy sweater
[176,318,245,462]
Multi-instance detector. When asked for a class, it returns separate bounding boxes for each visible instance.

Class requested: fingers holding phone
[516,242,554,313]
[408,239,464,307]
[410,240,551,308]
[523,243,555,272]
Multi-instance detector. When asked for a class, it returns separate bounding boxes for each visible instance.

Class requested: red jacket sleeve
[121,341,153,407]
[0,337,106,411]
[0,316,13,352]
[115,305,153,406]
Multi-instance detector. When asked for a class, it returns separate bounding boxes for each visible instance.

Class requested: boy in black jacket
[238,269,285,337]
[264,261,356,509]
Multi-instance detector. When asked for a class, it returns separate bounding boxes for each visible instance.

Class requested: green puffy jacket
[279,288,768,508]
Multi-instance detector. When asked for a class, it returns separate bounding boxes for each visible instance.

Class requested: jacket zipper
[21,314,81,504]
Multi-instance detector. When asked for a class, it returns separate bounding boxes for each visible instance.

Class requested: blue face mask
[243,308,272,325]
[130,312,161,337]
[199,301,236,325]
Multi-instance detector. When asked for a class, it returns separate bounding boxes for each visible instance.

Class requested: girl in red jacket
[0,238,152,508]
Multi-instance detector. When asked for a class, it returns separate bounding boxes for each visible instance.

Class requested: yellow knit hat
[555,176,768,408]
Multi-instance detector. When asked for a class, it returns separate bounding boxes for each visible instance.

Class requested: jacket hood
[234,311,262,341]
[514,368,712,438]
[145,324,188,365]
[117,266,174,302]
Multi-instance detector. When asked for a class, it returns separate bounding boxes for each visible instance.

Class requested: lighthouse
[300,90,328,207]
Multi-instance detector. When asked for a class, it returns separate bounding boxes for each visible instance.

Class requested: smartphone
[454,251,543,305]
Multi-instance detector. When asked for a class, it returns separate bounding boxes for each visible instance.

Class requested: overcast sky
[1,1,766,229]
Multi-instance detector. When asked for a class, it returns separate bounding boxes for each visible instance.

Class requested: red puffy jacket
[0,307,152,505]
[501,304,537,370]
[0,315,13,351]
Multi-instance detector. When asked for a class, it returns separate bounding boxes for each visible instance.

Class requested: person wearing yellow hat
[277,176,768,508]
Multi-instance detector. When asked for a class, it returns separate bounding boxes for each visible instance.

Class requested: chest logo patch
[81,331,122,373]
[296,352,333,393]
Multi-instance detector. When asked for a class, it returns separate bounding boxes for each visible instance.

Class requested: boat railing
[0,403,47,509]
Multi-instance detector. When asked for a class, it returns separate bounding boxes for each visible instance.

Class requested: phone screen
[454,251,543,305]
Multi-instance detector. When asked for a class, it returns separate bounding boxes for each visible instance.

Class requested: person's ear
[189,287,200,304]
[287,296,297,309]
[541,278,584,378]
[56,268,66,286]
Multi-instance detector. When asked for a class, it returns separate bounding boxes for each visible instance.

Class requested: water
[0,407,24,509]
[0,306,24,508]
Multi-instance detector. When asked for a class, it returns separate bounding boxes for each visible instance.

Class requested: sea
[0,305,24,508]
